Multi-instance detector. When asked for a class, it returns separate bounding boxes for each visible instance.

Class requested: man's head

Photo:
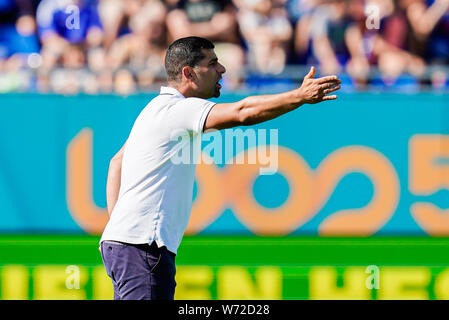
[165,36,226,99]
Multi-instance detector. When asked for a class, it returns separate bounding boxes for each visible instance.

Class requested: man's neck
[167,81,196,98]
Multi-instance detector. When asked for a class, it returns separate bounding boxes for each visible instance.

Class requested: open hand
[298,66,341,104]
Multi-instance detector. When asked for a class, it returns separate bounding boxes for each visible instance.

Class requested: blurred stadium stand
[0,0,448,94]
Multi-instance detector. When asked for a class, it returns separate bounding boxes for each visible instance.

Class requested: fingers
[322,95,338,101]
[304,66,316,80]
[316,75,340,84]
[320,81,341,90]
[322,84,341,95]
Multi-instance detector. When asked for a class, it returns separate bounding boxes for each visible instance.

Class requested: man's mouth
[216,79,222,89]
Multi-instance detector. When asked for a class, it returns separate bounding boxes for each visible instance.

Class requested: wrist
[294,88,307,106]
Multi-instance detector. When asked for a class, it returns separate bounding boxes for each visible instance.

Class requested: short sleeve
[169,97,216,134]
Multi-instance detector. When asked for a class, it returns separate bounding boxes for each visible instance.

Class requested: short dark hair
[164,37,215,82]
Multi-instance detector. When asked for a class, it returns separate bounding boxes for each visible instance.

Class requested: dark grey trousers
[100,240,176,300]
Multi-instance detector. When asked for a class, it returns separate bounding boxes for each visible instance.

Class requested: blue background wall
[0,92,447,235]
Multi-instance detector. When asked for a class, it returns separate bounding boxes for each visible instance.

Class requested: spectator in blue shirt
[0,0,40,59]
[36,0,103,68]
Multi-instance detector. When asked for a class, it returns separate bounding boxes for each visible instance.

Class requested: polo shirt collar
[160,86,185,97]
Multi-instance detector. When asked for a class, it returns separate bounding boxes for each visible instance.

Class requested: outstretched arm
[204,66,341,130]
[106,142,126,216]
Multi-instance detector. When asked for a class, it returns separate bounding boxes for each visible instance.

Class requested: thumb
[304,66,315,80]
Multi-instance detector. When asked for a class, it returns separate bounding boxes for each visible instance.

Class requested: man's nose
[218,63,226,74]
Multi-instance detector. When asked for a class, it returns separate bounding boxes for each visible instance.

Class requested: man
[100,36,341,300]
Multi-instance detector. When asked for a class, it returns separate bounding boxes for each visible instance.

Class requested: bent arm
[204,67,341,131]
[408,0,449,37]
[106,142,126,216]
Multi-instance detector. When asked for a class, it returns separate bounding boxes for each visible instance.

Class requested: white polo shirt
[100,86,216,254]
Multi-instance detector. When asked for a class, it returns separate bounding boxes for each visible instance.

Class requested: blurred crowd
[0,0,448,94]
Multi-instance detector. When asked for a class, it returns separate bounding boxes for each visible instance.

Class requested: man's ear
[181,66,196,82]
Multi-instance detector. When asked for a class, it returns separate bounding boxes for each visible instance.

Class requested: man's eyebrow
[209,58,218,63]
